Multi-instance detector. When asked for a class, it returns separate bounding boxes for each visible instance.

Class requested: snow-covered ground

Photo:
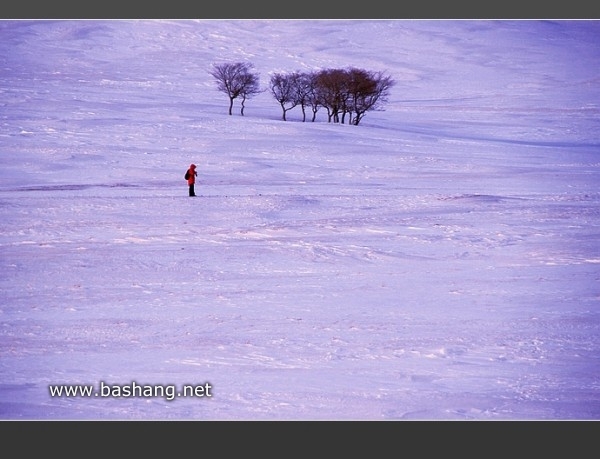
[1,19,599,420]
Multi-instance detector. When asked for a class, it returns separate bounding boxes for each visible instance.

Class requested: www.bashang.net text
[48,381,213,402]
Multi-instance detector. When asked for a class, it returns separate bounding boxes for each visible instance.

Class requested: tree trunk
[240,95,246,116]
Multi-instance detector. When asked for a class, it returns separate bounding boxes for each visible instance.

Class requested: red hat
[190,164,196,169]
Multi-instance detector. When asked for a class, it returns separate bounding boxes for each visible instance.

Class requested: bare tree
[314,68,349,123]
[347,68,395,125]
[239,71,262,116]
[292,72,314,122]
[269,72,299,121]
[209,62,260,116]
[311,67,395,125]
[304,71,322,122]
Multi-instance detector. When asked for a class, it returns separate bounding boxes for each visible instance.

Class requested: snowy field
[0,19,599,420]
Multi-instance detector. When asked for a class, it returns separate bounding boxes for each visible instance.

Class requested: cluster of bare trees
[209,62,395,126]
[208,62,261,116]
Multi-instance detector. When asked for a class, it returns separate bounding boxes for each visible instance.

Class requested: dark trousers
[189,184,196,196]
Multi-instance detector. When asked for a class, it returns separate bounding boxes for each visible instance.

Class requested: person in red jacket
[186,163,197,197]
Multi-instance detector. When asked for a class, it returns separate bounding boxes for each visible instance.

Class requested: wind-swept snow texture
[1,20,599,420]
